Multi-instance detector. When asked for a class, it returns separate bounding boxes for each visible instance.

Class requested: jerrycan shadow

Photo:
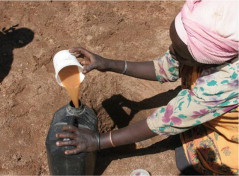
[45,101,98,175]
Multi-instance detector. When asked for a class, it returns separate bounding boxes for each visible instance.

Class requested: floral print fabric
[147,50,239,174]
[147,50,238,135]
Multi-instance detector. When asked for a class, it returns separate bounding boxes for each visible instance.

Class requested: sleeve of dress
[153,50,180,83]
[147,58,239,135]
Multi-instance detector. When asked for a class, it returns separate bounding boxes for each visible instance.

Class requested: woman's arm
[107,59,157,81]
[56,119,157,154]
[100,119,157,149]
[70,47,157,81]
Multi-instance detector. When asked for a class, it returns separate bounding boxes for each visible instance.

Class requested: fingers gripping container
[45,101,98,175]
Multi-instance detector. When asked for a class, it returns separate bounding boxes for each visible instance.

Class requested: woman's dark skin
[56,20,200,155]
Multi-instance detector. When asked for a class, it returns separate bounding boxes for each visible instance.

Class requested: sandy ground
[0,1,185,175]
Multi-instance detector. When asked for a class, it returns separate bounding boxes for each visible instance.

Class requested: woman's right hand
[56,125,100,154]
[69,47,108,74]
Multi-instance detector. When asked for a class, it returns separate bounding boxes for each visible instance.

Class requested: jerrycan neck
[66,100,85,116]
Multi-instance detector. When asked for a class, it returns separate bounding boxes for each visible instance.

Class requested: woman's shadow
[0,25,34,83]
[96,86,234,175]
[102,86,181,129]
[95,86,182,174]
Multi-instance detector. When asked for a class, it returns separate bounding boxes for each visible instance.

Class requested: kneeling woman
[56,0,238,174]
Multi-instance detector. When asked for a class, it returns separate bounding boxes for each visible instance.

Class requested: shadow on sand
[95,86,181,174]
[0,24,34,83]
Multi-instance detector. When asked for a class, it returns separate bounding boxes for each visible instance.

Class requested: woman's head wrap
[175,0,239,64]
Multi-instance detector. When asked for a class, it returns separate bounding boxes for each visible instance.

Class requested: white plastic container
[53,50,85,86]
[130,169,151,176]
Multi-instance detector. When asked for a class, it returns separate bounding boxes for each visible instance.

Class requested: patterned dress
[147,50,239,174]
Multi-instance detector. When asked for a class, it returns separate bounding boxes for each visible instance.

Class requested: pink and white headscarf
[175,0,239,64]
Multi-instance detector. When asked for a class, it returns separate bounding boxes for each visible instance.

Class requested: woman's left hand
[56,125,99,155]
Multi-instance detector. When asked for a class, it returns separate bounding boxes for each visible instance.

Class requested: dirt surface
[0,1,184,175]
